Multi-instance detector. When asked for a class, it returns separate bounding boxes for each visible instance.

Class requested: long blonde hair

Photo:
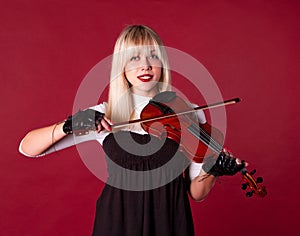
[106,25,171,123]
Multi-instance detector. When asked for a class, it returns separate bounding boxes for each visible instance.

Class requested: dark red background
[1,1,299,235]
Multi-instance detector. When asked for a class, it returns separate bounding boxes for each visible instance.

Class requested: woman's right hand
[96,115,113,132]
[19,109,112,157]
[62,109,112,135]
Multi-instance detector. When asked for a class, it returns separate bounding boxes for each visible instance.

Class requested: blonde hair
[106,25,171,124]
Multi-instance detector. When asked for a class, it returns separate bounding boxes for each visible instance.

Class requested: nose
[140,56,152,70]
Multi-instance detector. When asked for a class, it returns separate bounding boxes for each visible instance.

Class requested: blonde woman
[19,25,244,236]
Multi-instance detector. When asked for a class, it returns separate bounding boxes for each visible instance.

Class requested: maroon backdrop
[1,1,299,235]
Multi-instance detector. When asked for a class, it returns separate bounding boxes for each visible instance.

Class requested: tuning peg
[256,177,263,183]
[249,169,256,175]
[241,183,248,190]
[246,191,254,197]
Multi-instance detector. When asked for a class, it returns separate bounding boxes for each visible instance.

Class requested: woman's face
[124,49,162,97]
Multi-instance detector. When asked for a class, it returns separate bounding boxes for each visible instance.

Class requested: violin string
[198,124,223,152]
[192,125,222,153]
[188,123,223,154]
[195,128,222,154]
[180,113,223,153]
[187,127,215,153]
[179,113,223,154]
[197,124,223,153]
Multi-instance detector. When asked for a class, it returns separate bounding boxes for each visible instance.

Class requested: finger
[241,160,248,167]
[96,124,102,133]
[236,158,248,167]
[222,147,234,157]
[222,147,231,153]
[224,156,230,168]
[103,116,113,125]
[101,119,112,131]
[229,158,237,169]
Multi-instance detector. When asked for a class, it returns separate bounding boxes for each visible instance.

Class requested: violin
[141,92,267,197]
[84,91,267,197]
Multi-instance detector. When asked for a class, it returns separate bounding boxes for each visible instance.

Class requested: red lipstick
[137,74,153,82]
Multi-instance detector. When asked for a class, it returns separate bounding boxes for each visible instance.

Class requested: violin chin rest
[151,91,177,103]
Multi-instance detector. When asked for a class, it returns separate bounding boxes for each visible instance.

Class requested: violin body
[140,92,223,163]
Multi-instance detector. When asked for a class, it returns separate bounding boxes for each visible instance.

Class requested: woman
[19,25,244,236]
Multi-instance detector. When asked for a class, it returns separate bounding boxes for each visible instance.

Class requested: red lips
[137,74,153,82]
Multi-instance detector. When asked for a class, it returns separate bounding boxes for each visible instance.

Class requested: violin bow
[111,97,241,129]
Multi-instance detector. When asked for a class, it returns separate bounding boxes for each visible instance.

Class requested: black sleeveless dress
[92,131,195,236]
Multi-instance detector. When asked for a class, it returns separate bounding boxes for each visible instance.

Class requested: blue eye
[149,54,159,60]
[130,56,140,61]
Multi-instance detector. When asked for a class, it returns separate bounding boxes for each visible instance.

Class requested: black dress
[92,131,195,236]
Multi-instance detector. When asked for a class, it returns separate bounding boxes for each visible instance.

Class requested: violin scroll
[241,169,267,198]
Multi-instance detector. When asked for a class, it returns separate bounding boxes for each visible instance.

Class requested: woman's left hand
[202,148,247,176]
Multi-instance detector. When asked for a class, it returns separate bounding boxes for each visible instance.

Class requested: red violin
[112,91,267,197]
